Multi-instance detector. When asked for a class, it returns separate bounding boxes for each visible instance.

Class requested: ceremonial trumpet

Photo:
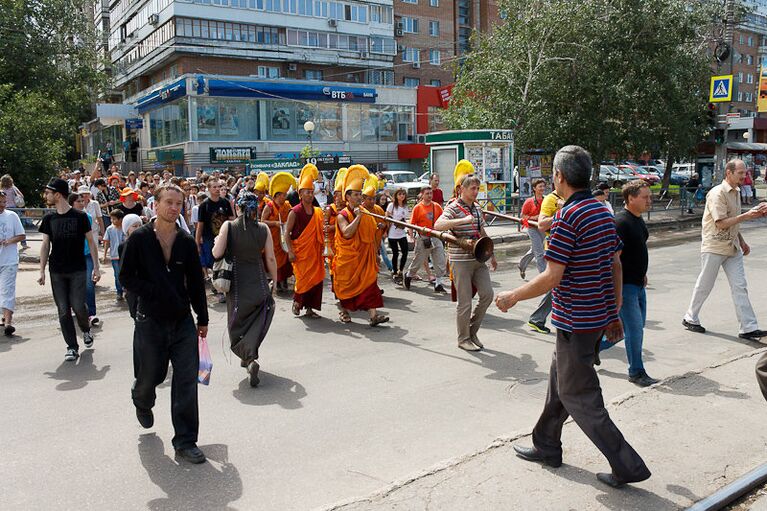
[481,208,539,229]
[359,209,494,263]
[323,204,334,259]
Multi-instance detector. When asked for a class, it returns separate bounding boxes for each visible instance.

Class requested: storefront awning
[201,77,377,103]
[135,78,187,113]
[398,143,429,159]
[726,142,767,152]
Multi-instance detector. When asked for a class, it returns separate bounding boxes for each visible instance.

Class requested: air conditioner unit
[396,21,404,29]
[416,134,426,144]
[328,18,337,27]
[394,28,403,37]
[148,13,159,25]
[412,61,421,69]
[359,50,368,58]
[288,63,297,71]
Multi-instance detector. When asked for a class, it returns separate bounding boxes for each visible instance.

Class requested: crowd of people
[1,148,766,480]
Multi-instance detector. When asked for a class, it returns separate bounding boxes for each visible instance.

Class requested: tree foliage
[0,0,106,203]
[444,0,725,181]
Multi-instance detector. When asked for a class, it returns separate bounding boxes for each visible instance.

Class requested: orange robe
[292,207,325,293]
[265,200,293,282]
[333,208,383,311]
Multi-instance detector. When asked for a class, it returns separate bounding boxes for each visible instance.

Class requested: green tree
[0,0,106,202]
[444,0,725,183]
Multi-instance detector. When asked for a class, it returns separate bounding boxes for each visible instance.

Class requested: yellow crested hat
[453,159,475,187]
[362,174,379,198]
[269,171,297,197]
[343,164,370,195]
[298,163,319,191]
[254,172,270,192]
[334,167,348,193]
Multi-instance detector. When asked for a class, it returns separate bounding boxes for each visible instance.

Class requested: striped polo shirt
[544,190,622,332]
[441,198,486,261]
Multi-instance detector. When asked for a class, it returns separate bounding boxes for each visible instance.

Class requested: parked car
[418,171,431,185]
[381,170,424,199]
[672,163,695,178]
[647,166,687,186]
[618,165,660,184]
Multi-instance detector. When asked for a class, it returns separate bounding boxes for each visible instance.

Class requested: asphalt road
[1,221,766,511]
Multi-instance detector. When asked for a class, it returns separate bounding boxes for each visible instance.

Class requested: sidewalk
[328,349,767,511]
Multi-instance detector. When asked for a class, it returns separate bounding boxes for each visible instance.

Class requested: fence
[8,208,55,229]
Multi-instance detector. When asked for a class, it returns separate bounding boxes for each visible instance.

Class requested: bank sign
[210,147,257,164]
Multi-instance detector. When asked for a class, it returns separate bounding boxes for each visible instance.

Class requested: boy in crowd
[103,209,126,302]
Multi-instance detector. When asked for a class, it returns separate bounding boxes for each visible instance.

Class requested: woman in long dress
[213,193,278,387]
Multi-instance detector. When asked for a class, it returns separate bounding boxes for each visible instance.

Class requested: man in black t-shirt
[194,179,234,278]
[38,178,101,361]
[599,180,658,387]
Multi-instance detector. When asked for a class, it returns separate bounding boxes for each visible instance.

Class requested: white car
[382,171,424,199]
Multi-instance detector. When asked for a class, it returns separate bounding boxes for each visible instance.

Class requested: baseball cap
[45,178,70,197]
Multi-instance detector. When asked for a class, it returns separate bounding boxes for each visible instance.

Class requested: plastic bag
[198,336,212,385]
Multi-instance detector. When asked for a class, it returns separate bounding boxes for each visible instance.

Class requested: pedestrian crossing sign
[709,75,733,103]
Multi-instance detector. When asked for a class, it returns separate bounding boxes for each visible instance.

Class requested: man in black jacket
[120,183,209,464]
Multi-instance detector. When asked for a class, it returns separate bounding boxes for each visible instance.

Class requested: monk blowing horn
[360,209,494,263]
[481,208,539,229]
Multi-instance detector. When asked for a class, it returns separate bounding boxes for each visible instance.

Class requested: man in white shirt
[0,190,26,336]
[78,186,104,240]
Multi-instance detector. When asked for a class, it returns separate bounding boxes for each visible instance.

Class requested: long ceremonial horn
[360,209,494,263]
[481,208,539,229]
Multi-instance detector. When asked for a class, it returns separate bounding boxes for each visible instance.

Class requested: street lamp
[304,120,315,151]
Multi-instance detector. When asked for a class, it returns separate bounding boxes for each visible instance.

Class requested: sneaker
[89,316,100,327]
[64,348,79,361]
[434,284,446,293]
[83,332,94,349]
[116,294,124,301]
[470,335,484,349]
[248,360,260,387]
[528,321,551,334]
[682,319,706,334]
[404,275,412,290]
[629,372,660,387]
[4,325,15,337]
[519,267,526,280]
[739,330,767,341]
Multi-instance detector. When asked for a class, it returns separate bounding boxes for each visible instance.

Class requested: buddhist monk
[334,165,389,327]
[262,172,296,292]
[285,164,325,318]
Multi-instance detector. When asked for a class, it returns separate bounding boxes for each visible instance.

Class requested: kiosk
[425,130,514,211]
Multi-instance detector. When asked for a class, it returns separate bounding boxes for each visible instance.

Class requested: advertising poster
[271,103,292,134]
[219,105,239,135]
[197,103,217,135]
[758,66,767,113]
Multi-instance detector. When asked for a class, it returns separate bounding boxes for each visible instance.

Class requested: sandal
[369,315,390,327]
[292,301,301,316]
[339,310,352,323]
[304,309,321,319]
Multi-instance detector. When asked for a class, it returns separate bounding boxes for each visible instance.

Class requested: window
[404,77,420,87]
[370,5,392,23]
[739,72,744,83]
[368,69,394,85]
[738,91,744,102]
[343,4,367,22]
[746,92,753,102]
[430,0,438,6]
[149,98,189,147]
[370,36,396,55]
[402,47,420,62]
[258,66,280,78]
[747,73,754,84]
[430,79,441,86]
[747,54,754,65]
[403,0,417,4]
[739,34,745,44]
[748,36,754,46]
[304,69,324,80]
[401,16,418,33]
[193,97,260,141]
[429,49,440,65]
[429,20,439,36]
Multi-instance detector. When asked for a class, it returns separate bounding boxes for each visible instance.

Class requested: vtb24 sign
[322,87,375,101]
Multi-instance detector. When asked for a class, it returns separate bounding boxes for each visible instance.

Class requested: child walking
[103,210,126,302]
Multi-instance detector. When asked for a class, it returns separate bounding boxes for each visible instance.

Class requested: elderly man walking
[496,145,651,489]
[682,159,767,340]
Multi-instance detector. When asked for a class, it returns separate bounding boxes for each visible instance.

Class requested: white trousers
[684,251,758,334]
[0,264,18,312]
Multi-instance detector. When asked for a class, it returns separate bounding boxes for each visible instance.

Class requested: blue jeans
[599,284,646,377]
[84,256,97,317]
[111,259,123,296]
[380,239,393,272]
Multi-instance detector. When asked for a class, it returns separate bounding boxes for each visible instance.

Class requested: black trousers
[50,271,90,351]
[132,313,199,450]
[388,237,409,273]
[532,329,651,481]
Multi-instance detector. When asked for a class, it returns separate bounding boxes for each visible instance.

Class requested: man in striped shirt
[496,145,651,489]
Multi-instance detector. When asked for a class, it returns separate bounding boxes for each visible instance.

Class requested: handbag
[13,187,24,208]
[212,222,234,294]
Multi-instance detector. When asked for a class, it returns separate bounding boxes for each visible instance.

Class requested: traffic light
[707,102,717,127]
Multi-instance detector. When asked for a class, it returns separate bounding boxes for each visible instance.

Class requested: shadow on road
[231,372,307,410]
[0,334,31,353]
[42,350,110,391]
[656,373,750,400]
[138,433,242,511]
